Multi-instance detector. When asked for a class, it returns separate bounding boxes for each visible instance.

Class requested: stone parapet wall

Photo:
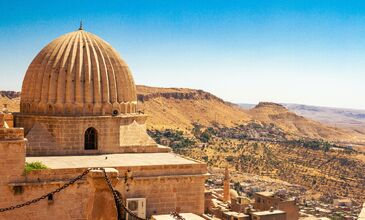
[0,181,90,220]
[0,128,27,220]
[0,128,24,141]
[0,141,26,183]
[0,174,205,220]
[0,162,207,219]
[19,162,207,183]
[0,127,26,184]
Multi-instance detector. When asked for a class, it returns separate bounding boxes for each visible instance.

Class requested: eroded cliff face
[137,85,228,104]
[0,91,21,99]
[254,102,288,110]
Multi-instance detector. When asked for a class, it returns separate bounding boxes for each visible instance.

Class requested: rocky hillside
[136,86,365,144]
[148,122,365,204]
[0,93,20,112]
[248,102,361,142]
[137,85,251,130]
[173,134,365,204]
[284,104,365,138]
[242,102,365,138]
[0,91,21,99]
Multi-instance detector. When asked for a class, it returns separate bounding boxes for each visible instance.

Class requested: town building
[333,199,352,208]
[204,169,299,220]
[250,209,286,220]
[253,192,299,220]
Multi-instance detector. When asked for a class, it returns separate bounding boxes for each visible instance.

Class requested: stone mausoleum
[0,26,208,220]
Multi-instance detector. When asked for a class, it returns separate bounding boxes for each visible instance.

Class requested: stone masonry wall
[0,128,25,183]
[14,114,164,156]
[0,162,207,219]
[0,182,91,220]
[120,176,206,216]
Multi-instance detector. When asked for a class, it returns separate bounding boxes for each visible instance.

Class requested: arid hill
[248,102,363,142]
[284,104,365,142]
[0,94,19,112]
[0,91,21,99]
[137,85,251,130]
[284,103,365,128]
[136,86,365,144]
[242,103,365,137]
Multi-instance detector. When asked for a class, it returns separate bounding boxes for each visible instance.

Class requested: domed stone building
[15,27,165,156]
[0,27,207,220]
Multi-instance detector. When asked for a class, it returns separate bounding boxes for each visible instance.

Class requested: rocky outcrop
[137,85,229,104]
[254,102,288,110]
[0,91,20,99]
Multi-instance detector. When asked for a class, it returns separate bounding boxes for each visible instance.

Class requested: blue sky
[1,0,365,109]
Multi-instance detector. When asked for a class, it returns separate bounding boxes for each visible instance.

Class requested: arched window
[84,127,98,150]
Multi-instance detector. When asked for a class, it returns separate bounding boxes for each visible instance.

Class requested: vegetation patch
[147,129,196,152]
[24,161,48,174]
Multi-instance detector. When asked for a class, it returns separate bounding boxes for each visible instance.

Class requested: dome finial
[79,20,83,30]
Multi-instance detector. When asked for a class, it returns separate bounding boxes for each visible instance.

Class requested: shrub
[226,155,234,162]
[199,131,211,143]
[24,161,48,174]
[148,129,196,150]
[202,156,209,162]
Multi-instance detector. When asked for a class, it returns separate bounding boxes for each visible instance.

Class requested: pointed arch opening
[84,127,98,150]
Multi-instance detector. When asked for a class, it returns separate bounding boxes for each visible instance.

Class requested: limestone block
[86,168,119,220]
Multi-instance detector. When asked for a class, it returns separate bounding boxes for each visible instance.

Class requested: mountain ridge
[135,86,365,145]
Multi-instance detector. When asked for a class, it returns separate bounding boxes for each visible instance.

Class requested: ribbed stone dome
[20,29,137,116]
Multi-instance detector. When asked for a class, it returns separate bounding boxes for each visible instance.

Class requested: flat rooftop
[26,153,199,169]
[255,191,275,197]
[223,211,249,217]
[252,210,285,216]
[151,213,205,220]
